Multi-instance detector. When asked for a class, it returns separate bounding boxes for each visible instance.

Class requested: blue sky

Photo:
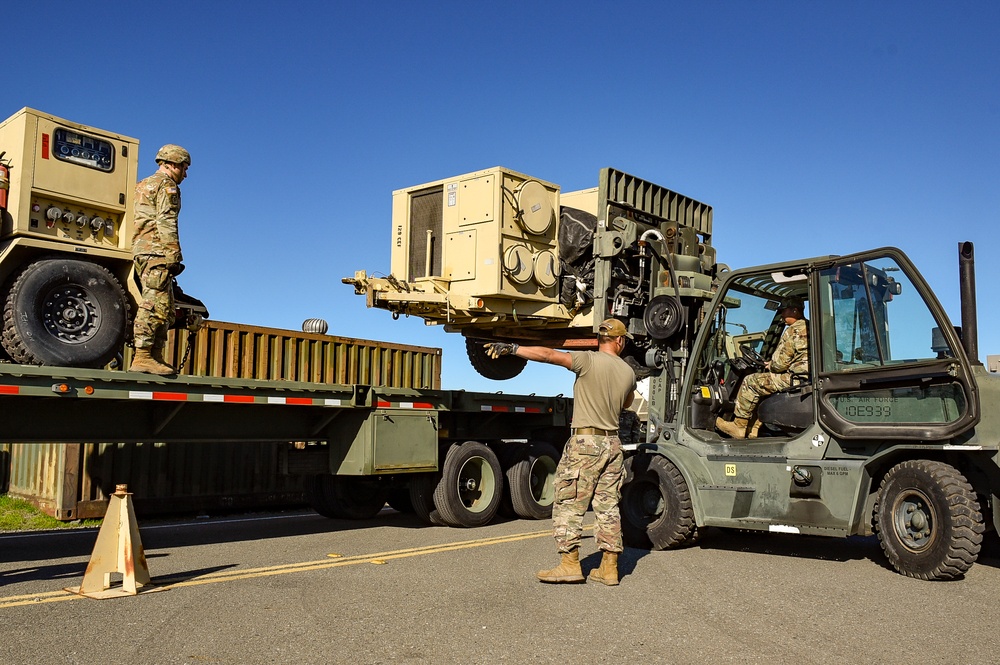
[8,2,999,395]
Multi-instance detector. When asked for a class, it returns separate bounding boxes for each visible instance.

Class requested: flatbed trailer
[0,364,572,528]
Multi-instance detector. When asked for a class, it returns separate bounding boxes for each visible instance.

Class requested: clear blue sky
[9,1,999,395]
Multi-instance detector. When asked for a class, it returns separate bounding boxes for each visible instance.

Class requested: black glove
[167,262,186,276]
[484,342,519,359]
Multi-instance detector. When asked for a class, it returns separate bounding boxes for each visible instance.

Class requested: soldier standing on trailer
[485,318,636,585]
[129,144,190,376]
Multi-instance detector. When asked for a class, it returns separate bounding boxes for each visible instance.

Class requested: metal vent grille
[600,168,713,241]
[408,186,443,280]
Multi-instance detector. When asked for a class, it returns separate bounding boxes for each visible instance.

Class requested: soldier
[716,298,809,439]
[128,144,191,375]
[485,318,636,585]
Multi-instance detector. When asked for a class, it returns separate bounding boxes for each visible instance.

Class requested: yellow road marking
[0,525,589,609]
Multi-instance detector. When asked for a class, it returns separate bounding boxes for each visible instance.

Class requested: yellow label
[700,386,711,399]
[725,463,737,477]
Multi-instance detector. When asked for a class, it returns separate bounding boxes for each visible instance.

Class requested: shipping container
[3,321,442,520]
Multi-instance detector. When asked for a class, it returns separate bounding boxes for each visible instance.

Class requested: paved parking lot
[2,508,999,664]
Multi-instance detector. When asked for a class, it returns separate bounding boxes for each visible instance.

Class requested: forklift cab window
[816,254,970,431]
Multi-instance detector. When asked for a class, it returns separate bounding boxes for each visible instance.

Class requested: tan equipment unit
[377,167,572,326]
[0,107,206,369]
[0,107,137,263]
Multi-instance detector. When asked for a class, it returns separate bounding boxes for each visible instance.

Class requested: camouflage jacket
[132,171,182,263]
[769,318,809,375]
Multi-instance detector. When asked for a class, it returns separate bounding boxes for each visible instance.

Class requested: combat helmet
[155,144,191,166]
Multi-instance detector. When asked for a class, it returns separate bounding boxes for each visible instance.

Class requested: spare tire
[2,258,128,368]
[466,338,527,381]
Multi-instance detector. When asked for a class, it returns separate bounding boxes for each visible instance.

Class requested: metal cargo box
[3,320,442,520]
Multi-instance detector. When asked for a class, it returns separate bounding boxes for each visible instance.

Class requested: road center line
[0,525,586,610]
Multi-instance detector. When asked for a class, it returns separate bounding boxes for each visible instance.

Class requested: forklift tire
[433,441,503,527]
[621,454,699,550]
[874,459,984,580]
[2,258,129,368]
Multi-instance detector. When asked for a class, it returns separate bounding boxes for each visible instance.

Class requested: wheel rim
[455,456,497,514]
[891,488,938,552]
[42,285,100,343]
[528,455,557,506]
[624,474,664,525]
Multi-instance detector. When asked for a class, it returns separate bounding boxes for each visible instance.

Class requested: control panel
[0,107,138,254]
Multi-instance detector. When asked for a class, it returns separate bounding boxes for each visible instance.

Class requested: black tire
[408,472,446,526]
[508,442,560,520]
[493,443,521,518]
[621,454,699,550]
[2,258,128,367]
[433,441,503,527]
[305,474,388,520]
[466,338,527,381]
[387,487,415,514]
[873,459,984,580]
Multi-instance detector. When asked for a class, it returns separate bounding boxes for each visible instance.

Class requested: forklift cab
[688,247,978,442]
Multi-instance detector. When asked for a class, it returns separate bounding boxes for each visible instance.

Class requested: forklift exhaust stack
[959,241,980,365]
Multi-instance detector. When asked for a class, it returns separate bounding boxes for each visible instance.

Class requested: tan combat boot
[588,551,620,586]
[151,343,177,375]
[715,416,750,440]
[129,348,176,376]
[537,549,585,583]
[747,417,762,439]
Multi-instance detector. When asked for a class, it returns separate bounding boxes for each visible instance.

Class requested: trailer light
[52,383,71,394]
[84,385,95,395]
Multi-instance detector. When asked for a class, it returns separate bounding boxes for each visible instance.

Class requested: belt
[572,427,616,436]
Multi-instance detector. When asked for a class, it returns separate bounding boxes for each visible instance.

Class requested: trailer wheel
[874,460,984,580]
[433,441,503,527]
[466,338,527,381]
[620,454,699,550]
[387,488,415,514]
[508,442,560,520]
[408,473,446,526]
[2,258,128,368]
[306,474,388,520]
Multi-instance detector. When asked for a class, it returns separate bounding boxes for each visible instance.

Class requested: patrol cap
[155,144,191,166]
[598,318,633,339]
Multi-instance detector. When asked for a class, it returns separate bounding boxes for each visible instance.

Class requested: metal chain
[177,326,198,372]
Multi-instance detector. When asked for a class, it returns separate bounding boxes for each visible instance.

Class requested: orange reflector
[84,386,95,395]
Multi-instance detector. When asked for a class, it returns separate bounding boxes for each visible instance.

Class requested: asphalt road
[2,508,999,665]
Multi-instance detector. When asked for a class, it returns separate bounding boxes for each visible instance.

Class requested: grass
[0,495,102,531]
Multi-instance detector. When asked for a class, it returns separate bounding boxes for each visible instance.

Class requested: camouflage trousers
[552,433,624,554]
[734,371,792,419]
[132,256,175,350]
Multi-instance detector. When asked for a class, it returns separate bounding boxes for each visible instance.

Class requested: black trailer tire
[874,459,984,580]
[387,487,415,514]
[508,442,560,520]
[466,338,527,381]
[408,472,446,526]
[433,441,503,527]
[306,474,389,520]
[621,454,699,550]
[2,258,128,368]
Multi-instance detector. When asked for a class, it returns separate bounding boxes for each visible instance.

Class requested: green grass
[0,495,102,531]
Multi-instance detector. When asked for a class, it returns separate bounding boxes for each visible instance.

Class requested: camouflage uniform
[131,171,182,349]
[552,433,625,553]
[734,318,809,419]
[551,349,636,554]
